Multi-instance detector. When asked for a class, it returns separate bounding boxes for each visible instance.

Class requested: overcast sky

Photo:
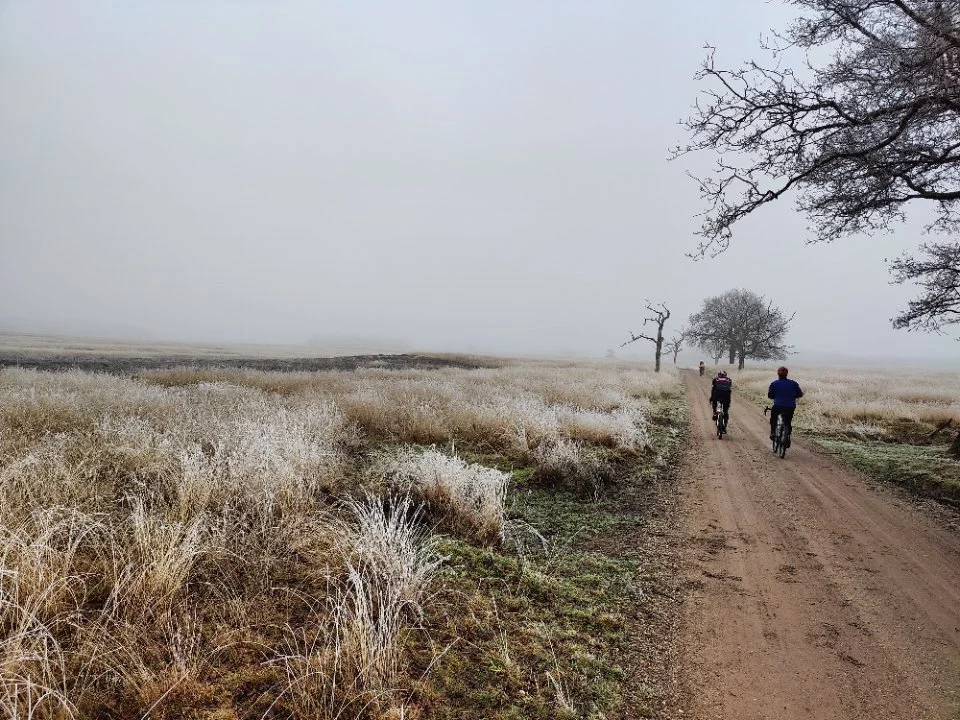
[2,1,957,360]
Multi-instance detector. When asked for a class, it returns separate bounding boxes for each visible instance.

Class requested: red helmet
[777,366,789,377]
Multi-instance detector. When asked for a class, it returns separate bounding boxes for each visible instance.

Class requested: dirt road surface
[680,372,960,720]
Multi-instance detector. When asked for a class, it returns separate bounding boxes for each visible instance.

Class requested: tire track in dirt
[679,371,960,720]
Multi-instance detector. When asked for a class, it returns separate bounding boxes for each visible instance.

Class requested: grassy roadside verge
[0,362,689,718]
[736,372,960,507]
[813,439,960,506]
[408,390,689,719]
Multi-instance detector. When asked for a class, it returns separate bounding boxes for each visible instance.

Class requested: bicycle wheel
[716,415,723,439]
[778,422,787,458]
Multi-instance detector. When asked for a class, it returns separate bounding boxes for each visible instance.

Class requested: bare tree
[688,293,740,363]
[736,297,794,369]
[676,0,960,331]
[665,329,687,364]
[622,301,671,372]
[708,336,726,365]
[687,289,794,369]
[688,292,737,364]
[889,241,960,331]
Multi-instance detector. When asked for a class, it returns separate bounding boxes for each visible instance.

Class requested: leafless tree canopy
[687,289,794,369]
[622,301,671,372]
[707,336,727,365]
[665,329,688,364]
[678,1,960,330]
[890,240,960,329]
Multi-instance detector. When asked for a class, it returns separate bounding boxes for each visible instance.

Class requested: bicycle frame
[764,406,789,458]
[714,400,728,439]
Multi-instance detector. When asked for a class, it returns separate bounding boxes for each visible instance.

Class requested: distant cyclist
[699,361,705,376]
[710,370,732,425]
[768,367,804,446]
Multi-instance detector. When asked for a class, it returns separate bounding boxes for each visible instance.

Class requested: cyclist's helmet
[718,370,728,378]
[777,366,789,377]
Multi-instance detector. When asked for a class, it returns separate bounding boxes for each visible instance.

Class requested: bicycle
[713,402,728,439]
[764,406,789,458]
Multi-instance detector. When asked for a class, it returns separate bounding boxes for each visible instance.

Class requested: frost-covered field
[0,360,676,718]
[737,365,960,439]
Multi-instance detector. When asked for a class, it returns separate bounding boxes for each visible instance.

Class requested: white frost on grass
[373,447,510,544]
[0,359,678,714]
[738,365,960,434]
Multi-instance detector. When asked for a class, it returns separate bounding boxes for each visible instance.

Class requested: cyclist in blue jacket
[768,366,803,445]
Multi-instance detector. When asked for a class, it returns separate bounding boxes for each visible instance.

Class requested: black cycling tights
[712,399,730,419]
[770,406,795,435]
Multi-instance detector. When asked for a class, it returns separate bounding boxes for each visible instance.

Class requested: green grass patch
[738,381,960,507]
[815,438,960,505]
[406,392,688,719]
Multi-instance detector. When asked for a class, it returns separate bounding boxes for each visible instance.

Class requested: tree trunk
[624,301,671,374]
[728,347,736,364]
[738,353,745,370]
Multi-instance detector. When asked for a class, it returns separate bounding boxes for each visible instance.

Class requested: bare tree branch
[622,302,672,371]
[665,329,688,364]
[678,1,960,332]
[890,240,960,331]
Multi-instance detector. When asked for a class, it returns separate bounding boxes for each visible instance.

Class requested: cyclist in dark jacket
[710,371,732,424]
[768,366,803,444]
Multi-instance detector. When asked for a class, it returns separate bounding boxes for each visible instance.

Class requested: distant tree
[890,242,960,332]
[687,289,794,369]
[688,293,739,364]
[707,336,726,365]
[665,329,687,364]
[622,301,671,372]
[605,348,617,359]
[676,0,960,333]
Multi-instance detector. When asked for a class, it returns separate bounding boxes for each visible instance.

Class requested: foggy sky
[2,1,958,361]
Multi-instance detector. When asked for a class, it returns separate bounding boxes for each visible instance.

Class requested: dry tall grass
[0,360,675,717]
[736,365,960,438]
[372,448,511,544]
[143,362,671,456]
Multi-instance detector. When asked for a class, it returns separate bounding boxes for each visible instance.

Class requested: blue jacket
[768,378,803,408]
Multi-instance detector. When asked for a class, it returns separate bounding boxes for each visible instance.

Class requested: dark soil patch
[0,353,489,375]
